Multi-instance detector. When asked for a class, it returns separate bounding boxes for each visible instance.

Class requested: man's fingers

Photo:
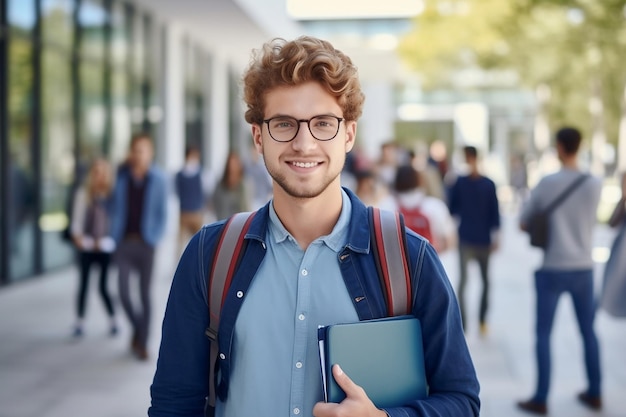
[332,364,364,398]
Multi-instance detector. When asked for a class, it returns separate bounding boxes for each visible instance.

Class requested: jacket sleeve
[149,170,169,244]
[149,227,213,417]
[489,180,501,230]
[386,241,481,417]
[109,176,126,244]
[447,179,459,216]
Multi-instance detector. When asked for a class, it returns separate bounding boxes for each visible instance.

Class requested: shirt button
[298,314,305,321]
[236,291,244,298]
[293,408,301,415]
[219,353,226,360]
[301,269,308,276]
[295,361,303,369]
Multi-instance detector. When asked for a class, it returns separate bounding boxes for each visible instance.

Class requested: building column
[360,81,395,160]
[161,23,185,173]
[207,51,230,178]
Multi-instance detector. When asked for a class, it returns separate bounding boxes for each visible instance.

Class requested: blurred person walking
[375,141,401,189]
[379,164,456,253]
[354,169,386,207]
[110,133,168,360]
[517,127,602,414]
[212,150,251,220]
[601,172,626,318]
[243,144,273,210]
[510,153,529,211]
[448,145,501,335]
[410,146,446,203]
[175,146,211,252]
[69,158,118,338]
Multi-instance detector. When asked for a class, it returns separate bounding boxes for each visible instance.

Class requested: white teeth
[292,161,318,168]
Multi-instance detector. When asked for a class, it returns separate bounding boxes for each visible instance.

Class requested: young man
[517,127,602,415]
[110,133,168,360]
[149,36,479,417]
[447,146,500,335]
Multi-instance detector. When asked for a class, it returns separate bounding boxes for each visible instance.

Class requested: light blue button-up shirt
[217,190,359,417]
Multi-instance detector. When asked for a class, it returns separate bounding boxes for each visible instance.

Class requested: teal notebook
[317,315,428,408]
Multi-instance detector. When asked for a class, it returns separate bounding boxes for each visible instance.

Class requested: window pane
[8,35,36,280]
[147,20,163,141]
[132,12,144,77]
[80,62,105,157]
[8,0,35,32]
[41,0,74,50]
[111,69,131,163]
[41,48,75,270]
[111,2,128,66]
[79,0,106,60]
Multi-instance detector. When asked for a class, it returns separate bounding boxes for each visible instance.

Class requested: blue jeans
[532,269,601,403]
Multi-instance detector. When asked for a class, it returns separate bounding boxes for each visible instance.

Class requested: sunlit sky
[287,0,424,20]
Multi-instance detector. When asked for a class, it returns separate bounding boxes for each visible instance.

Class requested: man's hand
[312,365,388,417]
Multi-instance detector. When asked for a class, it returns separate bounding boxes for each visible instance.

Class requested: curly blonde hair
[243,36,365,125]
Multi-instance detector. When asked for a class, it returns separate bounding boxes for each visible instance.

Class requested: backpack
[397,200,433,246]
[204,206,413,414]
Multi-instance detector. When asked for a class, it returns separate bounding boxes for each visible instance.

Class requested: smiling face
[251,81,356,201]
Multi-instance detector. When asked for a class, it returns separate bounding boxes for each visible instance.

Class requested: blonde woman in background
[70,158,118,338]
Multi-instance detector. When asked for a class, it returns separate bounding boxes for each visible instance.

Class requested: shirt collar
[267,189,352,252]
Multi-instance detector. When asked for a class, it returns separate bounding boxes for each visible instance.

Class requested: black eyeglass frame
[262,115,344,142]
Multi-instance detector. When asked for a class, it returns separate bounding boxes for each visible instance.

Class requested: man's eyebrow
[265,112,342,119]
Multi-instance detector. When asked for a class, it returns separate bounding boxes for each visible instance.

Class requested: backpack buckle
[205,327,218,341]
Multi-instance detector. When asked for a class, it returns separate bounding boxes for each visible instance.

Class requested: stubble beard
[263,155,345,200]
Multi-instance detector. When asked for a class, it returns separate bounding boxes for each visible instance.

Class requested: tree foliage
[398,0,626,146]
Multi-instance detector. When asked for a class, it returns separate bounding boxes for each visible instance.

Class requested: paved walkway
[1,213,625,417]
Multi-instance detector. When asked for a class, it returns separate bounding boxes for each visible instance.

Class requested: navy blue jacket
[448,175,500,246]
[149,189,480,417]
[175,170,205,212]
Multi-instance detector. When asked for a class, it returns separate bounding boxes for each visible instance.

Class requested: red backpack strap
[369,206,412,316]
[205,211,256,408]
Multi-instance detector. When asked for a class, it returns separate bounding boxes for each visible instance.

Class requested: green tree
[399,0,626,171]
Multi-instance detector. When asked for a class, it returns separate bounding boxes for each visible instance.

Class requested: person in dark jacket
[110,133,168,361]
[175,146,209,252]
[448,145,501,335]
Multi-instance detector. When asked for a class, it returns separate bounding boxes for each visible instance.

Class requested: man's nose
[291,122,318,151]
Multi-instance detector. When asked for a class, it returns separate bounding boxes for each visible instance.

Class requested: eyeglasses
[263,115,344,142]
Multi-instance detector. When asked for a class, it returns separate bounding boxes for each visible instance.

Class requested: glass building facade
[0,0,185,284]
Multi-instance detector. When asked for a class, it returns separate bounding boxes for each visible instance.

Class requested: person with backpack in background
[517,127,602,415]
[448,145,501,336]
[378,164,456,253]
[149,36,479,417]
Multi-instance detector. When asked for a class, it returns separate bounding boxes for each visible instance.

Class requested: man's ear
[251,124,263,153]
[344,120,357,153]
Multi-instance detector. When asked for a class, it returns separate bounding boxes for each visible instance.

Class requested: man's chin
[282,186,323,200]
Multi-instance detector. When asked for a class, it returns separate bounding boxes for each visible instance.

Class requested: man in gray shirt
[517,127,602,415]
